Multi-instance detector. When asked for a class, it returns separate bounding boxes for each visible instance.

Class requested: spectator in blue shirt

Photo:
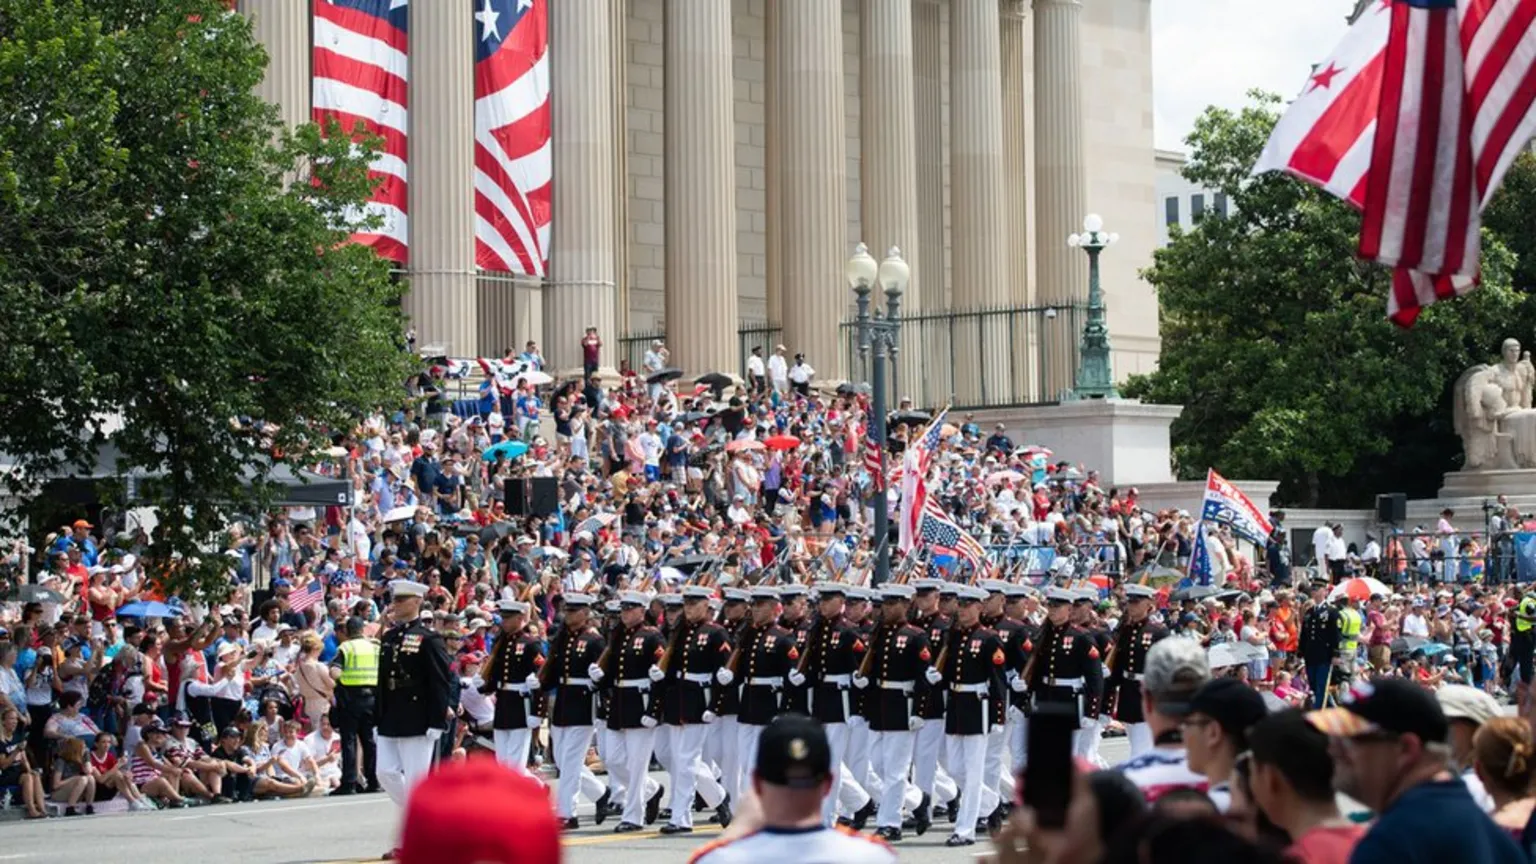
[51,521,99,568]
[1306,677,1523,864]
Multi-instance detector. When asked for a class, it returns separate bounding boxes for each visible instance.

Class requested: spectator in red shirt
[581,327,602,377]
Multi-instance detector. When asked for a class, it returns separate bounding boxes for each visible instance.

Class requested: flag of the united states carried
[863,420,885,491]
[312,0,410,264]
[919,498,987,573]
[474,0,552,277]
[1255,0,1536,326]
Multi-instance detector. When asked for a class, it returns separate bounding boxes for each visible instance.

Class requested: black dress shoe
[987,804,1004,835]
[874,826,902,843]
[593,789,612,826]
[912,794,932,837]
[562,817,580,831]
[975,818,990,837]
[657,808,673,822]
[946,795,960,824]
[945,835,976,847]
[714,796,732,829]
[693,791,708,812]
[382,848,402,860]
[613,821,644,833]
[364,783,383,794]
[658,824,693,835]
[645,786,665,825]
[851,798,878,832]
[330,784,357,796]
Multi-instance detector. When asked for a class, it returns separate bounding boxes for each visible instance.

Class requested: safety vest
[1518,598,1536,634]
[337,638,380,687]
[1338,607,1363,653]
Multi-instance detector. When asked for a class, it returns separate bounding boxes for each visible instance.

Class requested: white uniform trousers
[946,734,994,841]
[737,722,765,794]
[600,726,624,796]
[1007,707,1028,773]
[822,721,871,824]
[492,728,535,777]
[616,727,658,826]
[710,716,743,803]
[871,729,916,830]
[1072,722,1106,768]
[982,726,1009,815]
[377,735,435,808]
[550,725,598,819]
[912,720,959,806]
[845,716,875,800]
[1125,721,1154,759]
[662,723,725,829]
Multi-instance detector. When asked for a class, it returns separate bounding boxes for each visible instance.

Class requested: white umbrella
[1206,643,1243,670]
[383,505,416,523]
[537,546,568,559]
[658,566,687,584]
[512,370,554,387]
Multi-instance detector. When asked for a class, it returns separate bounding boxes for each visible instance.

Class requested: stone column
[1034,0,1088,397]
[778,0,848,381]
[663,0,738,378]
[546,0,618,377]
[860,0,922,404]
[406,0,476,357]
[237,0,311,129]
[764,0,782,328]
[950,0,1010,404]
[1001,1,1035,307]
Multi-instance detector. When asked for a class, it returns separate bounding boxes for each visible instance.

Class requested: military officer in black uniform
[1105,584,1167,758]
[375,580,454,836]
[600,590,667,832]
[855,583,934,841]
[1297,580,1341,708]
[1071,590,1111,767]
[841,586,880,830]
[776,584,813,714]
[1000,584,1037,774]
[732,586,796,771]
[939,585,1008,847]
[909,578,957,824]
[787,582,873,827]
[477,598,545,776]
[655,585,732,834]
[710,587,751,804]
[540,593,606,829]
[1025,588,1104,756]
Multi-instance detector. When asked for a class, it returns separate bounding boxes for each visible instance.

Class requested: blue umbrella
[116,600,180,619]
[482,440,530,461]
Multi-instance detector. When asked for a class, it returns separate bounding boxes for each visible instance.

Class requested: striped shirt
[1116,747,1208,804]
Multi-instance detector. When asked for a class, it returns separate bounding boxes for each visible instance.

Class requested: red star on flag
[1308,62,1344,93]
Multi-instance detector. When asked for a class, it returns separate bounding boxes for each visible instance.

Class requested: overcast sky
[1152,0,1353,153]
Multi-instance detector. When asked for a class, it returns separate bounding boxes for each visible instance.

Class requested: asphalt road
[2,737,1134,864]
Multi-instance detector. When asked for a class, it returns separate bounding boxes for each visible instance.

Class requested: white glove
[702,710,718,724]
[1007,705,1024,722]
[648,664,665,683]
[1080,716,1096,730]
[852,673,869,690]
[924,666,943,685]
[640,715,658,729]
[426,728,443,743]
[526,714,542,729]
[788,669,806,687]
[1009,675,1027,694]
[908,716,925,732]
[588,663,605,683]
[716,668,735,686]
[525,672,541,690]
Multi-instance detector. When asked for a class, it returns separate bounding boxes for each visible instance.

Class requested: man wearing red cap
[399,759,560,864]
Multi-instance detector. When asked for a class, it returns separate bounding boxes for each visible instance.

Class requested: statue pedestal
[979,398,1184,486]
[1438,469,1536,500]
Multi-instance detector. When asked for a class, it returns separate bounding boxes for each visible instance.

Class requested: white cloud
[1152,0,1353,152]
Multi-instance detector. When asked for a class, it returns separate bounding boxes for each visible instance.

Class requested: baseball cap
[1436,684,1500,728]
[755,715,832,790]
[1142,636,1211,716]
[400,759,560,864]
[1187,678,1269,749]
[131,702,155,717]
[1307,677,1449,744]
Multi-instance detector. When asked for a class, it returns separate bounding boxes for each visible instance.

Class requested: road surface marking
[167,798,386,821]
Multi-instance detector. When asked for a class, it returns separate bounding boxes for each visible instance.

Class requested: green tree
[0,0,410,598]
[1122,90,1528,507]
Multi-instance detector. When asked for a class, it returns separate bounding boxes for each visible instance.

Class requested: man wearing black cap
[1106,584,1168,758]
[1183,678,1269,812]
[690,716,897,863]
[1307,677,1523,864]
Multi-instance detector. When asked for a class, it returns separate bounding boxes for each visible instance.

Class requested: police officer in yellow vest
[329,616,380,795]
[1336,595,1364,681]
[1510,590,1536,706]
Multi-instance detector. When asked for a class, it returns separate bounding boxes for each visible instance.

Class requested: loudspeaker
[1376,493,1407,524]
[504,478,530,516]
[528,477,559,517]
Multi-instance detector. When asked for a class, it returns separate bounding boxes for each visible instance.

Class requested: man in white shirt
[1401,599,1430,638]
[746,346,767,396]
[637,422,663,483]
[1311,523,1334,577]
[302,713,344,790]
[767,345,789,395]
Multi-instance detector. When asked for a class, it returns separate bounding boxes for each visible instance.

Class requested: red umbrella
[764,434,801,451]
[726,439,765,453]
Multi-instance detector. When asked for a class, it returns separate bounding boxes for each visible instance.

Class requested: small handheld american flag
[289,579,325,615]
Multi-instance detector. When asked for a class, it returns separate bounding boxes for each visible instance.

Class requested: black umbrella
[677,411,711,424]
[1390,635,1427,654]
[889,409,932,427]
[836,382,871,396]
[1170,585,1222,602]
[695,372,734,398]
[5,584,69,605]
[661,554,719,575]
[1050,467,1084,482]
[478,521,515,545]
[647,367,685,384]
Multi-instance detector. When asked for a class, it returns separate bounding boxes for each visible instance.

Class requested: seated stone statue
[1454,338,1536,469]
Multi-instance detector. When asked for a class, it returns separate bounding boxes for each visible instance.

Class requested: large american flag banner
[313,0,410,264]
[474,0,552,277]
[1255,0,1536,326]
[918,498,988,574]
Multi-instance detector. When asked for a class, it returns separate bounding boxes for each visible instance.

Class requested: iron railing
[617,325,785,381]
[617,331,666,376]
[841,304,1089,409]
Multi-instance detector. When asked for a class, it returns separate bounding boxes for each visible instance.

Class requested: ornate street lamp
[1066,214,1120,400]
[849,242,908,585]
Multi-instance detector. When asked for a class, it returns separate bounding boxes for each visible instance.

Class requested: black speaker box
[528,477,559,517]
[1375,493,1407,524]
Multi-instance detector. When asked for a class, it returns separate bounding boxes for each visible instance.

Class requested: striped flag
[289,578,325,615]
[862,420,885,492]
[918,498,988,574]
[312,0,410,264]
[1254,0,1536,326]
[473,0,552,277]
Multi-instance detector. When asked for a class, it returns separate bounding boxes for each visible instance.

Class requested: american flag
[909,407,949,477]
[862,420,885,492]
[289,579,325,615]
[918,498,988,574]
[1255,0,1536,326]
[473,0,552,277]
[312,0,410,264]
[897,408,949,554]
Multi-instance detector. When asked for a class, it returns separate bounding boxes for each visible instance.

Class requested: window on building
[1214,192,1229,218]
[1191,193,1206,222]
[1165,196,1179,228]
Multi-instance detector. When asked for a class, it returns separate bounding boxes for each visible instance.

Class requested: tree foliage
[1122,90,1534,507]
[0,0,410,598]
